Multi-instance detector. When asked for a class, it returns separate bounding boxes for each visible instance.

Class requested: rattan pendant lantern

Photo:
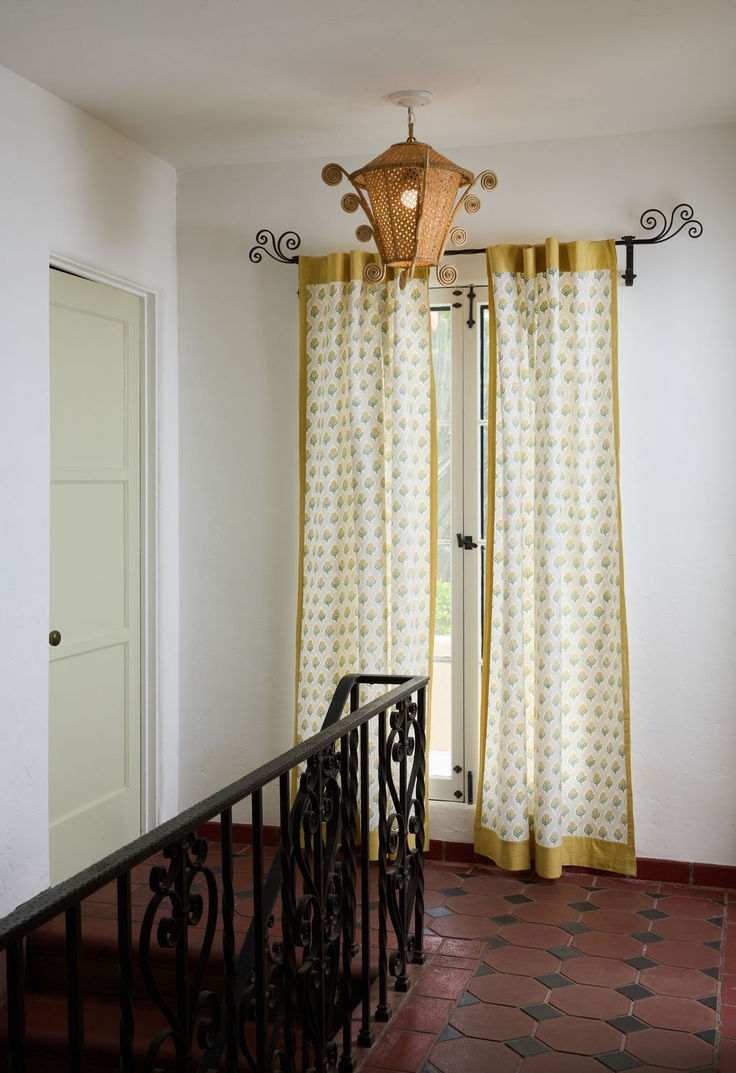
[322,91,497,287]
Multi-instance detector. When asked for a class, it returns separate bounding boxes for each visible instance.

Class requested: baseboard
[425,839,736,888]
[196,822,736,889]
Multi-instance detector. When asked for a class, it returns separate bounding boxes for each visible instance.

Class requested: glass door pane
[429,303,463,801]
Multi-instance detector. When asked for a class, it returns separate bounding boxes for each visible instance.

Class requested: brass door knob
[49,630,62,647]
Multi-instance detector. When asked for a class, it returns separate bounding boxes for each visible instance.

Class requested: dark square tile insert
[606,1015,649,1033]
[707,916,724,926]
[425,907,455,917]
[703,966,720,979]
[491,914,518,925]
[616,984,654,1000]
[474,963,495,977]
[570,901,599,912]
[638,908,668,919]
[486,937,507,950]
[625,956,657,970]
[439,887,467,897]
[437,1025,463,1043]
[507,1037,549,1057]
[535,973,571,989]
[457,992,480,1007]
[696,1029,716,1045]
[698,995,718,1009]
[631,931,663,943]
[596,1052,643,1071]
[560,921,591,935]
[505,893,532,904]
[548,945,583,960]
[522,1003,563,1021]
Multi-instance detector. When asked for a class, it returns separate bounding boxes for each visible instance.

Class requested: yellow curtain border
[475,238,635,879]
[474,826,636,880]
[489,238,618,277]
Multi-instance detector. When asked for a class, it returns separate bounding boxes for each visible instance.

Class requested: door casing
[49,254,159,838]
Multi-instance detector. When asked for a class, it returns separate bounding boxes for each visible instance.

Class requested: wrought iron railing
[0,673,428,1072]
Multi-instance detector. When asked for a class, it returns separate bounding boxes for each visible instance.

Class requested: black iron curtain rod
[248,204,702,286]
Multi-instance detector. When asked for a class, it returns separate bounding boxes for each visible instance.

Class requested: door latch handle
[456,533,478,550]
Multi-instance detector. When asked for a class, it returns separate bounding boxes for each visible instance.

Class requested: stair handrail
[0,673,429,1073]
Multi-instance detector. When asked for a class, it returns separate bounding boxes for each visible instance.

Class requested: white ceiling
[1,0,735,170]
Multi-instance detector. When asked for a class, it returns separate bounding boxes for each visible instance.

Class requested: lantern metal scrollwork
[323,91,497,288]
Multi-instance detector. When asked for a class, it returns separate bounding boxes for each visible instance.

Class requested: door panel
[49,268,141,882]
[429,287,488,804]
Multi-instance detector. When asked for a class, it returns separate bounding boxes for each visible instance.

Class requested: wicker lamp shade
[349,142,474,270]
[323,99,496,287]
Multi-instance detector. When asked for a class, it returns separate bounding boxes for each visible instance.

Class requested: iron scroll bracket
[616,203,703,286]
[248,203,703,285]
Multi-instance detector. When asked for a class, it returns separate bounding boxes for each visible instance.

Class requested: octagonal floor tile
[653,916,722,943]
[499,922,570,949]
[522,882,589,903]
[561,954,638,988]
[657,896,722,919]
[424,867,465,890]
[535,1013,622,1055]
[625,1027,713,1069]
[589,889,653,913]
[429,914,500,940]
[460,875,526,897]
[582,910,646,935]
[646,939,719,970]
[633,994,715,1032]
[443,893,510,918]
[430,1036,520,1073]
[468,971,548,1008]
[572,932,644,960]
[450,1001,535,1041]
[520,1054,620,1073]
[639,964,717,998]
[484,945,559,977]
[548,983,630,1020]
[513,901,579,925]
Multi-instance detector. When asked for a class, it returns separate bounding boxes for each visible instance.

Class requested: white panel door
[49,268,142,883]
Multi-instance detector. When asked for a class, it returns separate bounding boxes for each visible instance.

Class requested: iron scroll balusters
[138,834,220,1071]
[249,204,703,285]
[0,674,428,1073]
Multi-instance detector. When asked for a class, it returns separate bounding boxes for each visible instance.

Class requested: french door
[429,285,490,803]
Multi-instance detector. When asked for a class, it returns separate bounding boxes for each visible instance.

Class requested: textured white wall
[177,122,736,864]
[0,65,179,916]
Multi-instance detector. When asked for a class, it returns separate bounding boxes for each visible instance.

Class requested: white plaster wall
[177,122,736,864]
[0,65,179,917]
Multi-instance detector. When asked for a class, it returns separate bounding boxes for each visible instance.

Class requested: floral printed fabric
[475,239,635,878]
[295,253,433,835]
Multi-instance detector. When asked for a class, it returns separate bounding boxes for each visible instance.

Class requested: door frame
[49,254,159,835]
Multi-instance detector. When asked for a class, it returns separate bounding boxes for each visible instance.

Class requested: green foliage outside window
[435,579,451,636]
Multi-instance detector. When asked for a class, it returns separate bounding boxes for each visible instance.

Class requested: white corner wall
[0,65,179,917]
[178,122,736,865]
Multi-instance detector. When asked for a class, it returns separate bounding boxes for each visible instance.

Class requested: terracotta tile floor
[354,859,736,1073]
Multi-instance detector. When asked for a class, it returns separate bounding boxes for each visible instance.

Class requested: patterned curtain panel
[475,238,635,878]
[295,252,435,841]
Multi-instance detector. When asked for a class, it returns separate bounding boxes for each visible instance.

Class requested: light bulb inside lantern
[400,187,418,210]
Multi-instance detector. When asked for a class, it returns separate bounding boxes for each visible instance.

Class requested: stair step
[0,991,185,1071]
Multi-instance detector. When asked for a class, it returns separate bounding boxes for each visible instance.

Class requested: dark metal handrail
[1,672,429,1073]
